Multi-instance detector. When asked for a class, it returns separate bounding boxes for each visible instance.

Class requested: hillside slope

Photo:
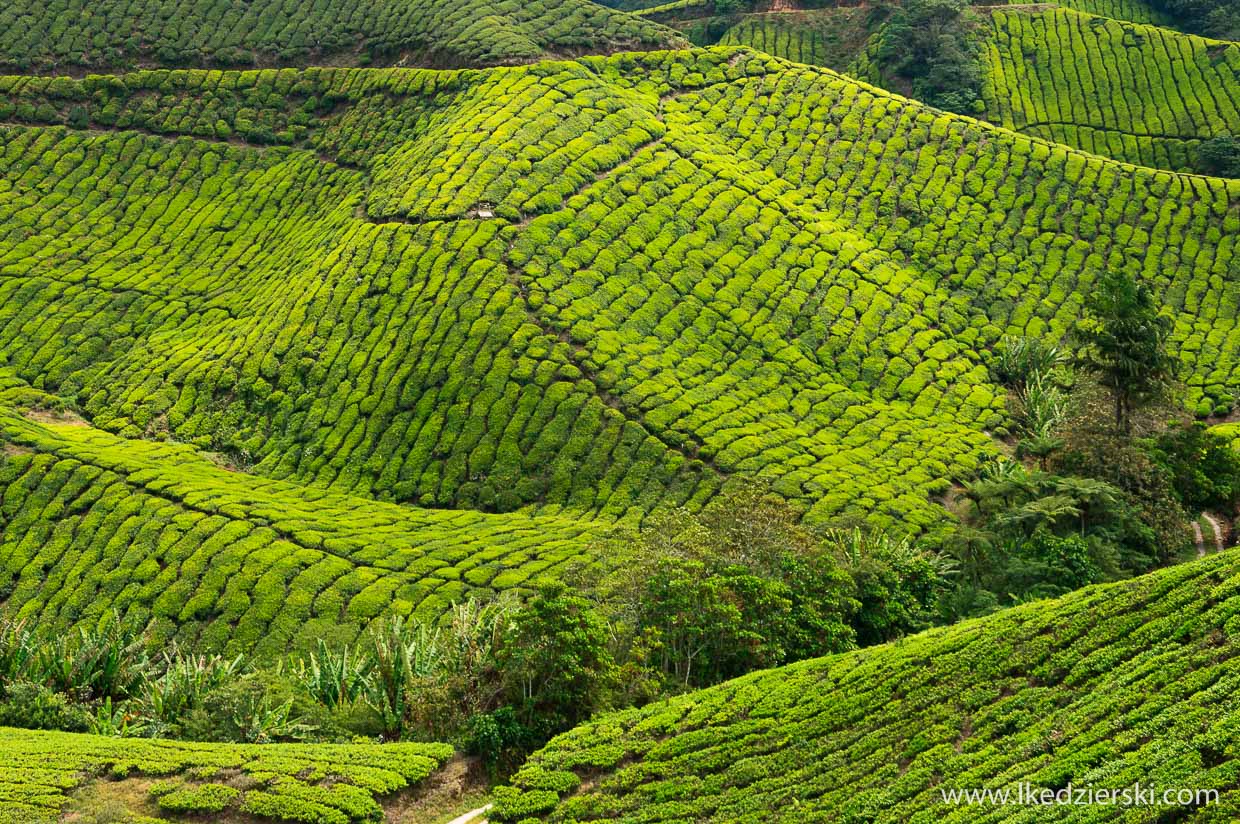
[0,49,1236,538]
[0,406,599,656]
[493,546,1240,821]
[982,7,1240,171]
[0,728,453,822]
[0,0,685,72]
[667,3,1237,174]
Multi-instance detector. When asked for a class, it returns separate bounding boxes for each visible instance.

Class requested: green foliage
[869,0,985,113]
[496,584,616,733]
[1076,270,1176,434]
[1147,422,1240,512]
[990,335,1067,391]
[140,648,247,733]
[981,8,1240,172]
[0,0,683,72]
[826,528,948,644]
[32,617,150,702]
[1148,0,1240,39]
[1197,136,1240,178]
[0,727,453,823]
[293,640,371,712]
[492,548,1240,821]
[945,459,1153,610]
[592,487,858,687]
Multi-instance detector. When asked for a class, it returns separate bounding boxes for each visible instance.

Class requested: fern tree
[1076,271,1176,434]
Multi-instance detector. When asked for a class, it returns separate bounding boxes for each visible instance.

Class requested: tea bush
[0,727,452,822]
[0,410,600,656]
[0,0,683,73]
[981,7,1240,172]
[494,547,1240,820]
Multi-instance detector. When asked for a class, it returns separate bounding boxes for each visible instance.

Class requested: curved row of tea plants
[0,408,602,657]
[0,50,1236,533]
[0,0,684,73]
[0,727,452,823]
[713,10,873,69]
[986,0,1174,26]
[493,546,1240,821]
[982,7,1240,171]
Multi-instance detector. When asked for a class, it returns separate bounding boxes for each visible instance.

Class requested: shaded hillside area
[0,0,686,72]
[493,546,1240,821]
[657,1,1239,174]
[982,7,1240,172]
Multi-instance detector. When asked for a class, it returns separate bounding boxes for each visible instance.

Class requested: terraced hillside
[982,7,1240,171]
[0,407,599,656]
[0,49,1237,545]
[0,728,453,822]
[987,0,1175,26]
[492,546,1240,821]
[656,1,1237,174]
[0,0,685,73]
[713,9,873,70]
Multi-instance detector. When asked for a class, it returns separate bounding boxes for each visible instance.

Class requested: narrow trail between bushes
[1194,513,1227,558]
[445,804,492,824]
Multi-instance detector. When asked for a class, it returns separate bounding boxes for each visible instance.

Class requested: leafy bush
[1197,136,1240,178]
[1147,423,1240,512]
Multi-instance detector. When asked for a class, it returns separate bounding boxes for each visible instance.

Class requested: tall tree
[1076,271,1176,434]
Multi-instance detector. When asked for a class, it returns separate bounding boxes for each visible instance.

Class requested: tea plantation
[659,1,1237,174]
[492,547,1240,821]
[0,407,602,656]
[981,7,1240,171]
[0,727,453,822]
[1,49,1236,536]
[0,0,685,73]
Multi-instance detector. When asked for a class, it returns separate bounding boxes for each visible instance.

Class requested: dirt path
[445,805,492,824]
[1203,512,1226,553]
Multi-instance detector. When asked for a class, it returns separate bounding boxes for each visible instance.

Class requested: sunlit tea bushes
[0,49,1236,535]
[494,547,1240,821]
[0,410,601,656]
[982,8,1240,171]
[0,0,684,73]
[987,0,1174,26]
[0,727,452,822]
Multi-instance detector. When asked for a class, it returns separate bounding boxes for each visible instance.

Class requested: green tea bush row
[0,0,682,73]
[625,49,1238,417]
[0,409,602,656]
[981,8,1240,172]
[494,547,1240,820]
[981,0,1174,26]
[0,727,452,822]
[714,10,873,69]
[0,49,1235,534]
